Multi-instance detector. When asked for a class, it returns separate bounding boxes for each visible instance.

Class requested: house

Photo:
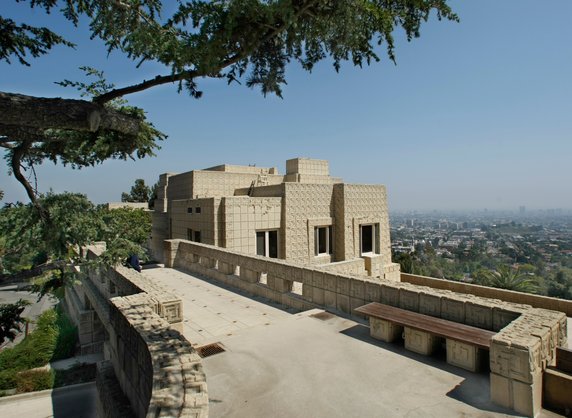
[151,158,400,280]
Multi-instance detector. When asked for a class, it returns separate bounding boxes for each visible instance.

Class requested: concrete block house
[151,158,400,280]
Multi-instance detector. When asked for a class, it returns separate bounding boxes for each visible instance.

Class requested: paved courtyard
[143,267,545,418]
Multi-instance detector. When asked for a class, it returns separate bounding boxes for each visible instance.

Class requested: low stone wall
[164,239,568,417]
[66,243,208,418]
[401,273,572,317]
[315,258,367,276]
[107,294,208,418]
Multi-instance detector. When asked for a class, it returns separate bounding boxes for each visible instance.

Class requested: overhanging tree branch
[0,92,142,136]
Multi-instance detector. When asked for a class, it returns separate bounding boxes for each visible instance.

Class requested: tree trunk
[0,91,141,137]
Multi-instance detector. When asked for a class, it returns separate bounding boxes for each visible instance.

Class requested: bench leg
[404,327,440,355]
[370,317,403,343]
[446,339,481,372]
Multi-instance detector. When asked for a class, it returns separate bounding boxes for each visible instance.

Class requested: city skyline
[1,1,571,211]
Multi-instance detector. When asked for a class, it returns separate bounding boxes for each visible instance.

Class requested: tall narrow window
[360,224,379,255]
[194,231,201,243]
[187,228,193,241]
[256,230,279,258]
[315,226,333,256]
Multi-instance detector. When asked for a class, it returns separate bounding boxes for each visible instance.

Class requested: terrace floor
[143,267,564,418]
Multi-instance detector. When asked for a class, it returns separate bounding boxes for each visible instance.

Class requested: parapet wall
[75,244,208,418]
[165,239,568,417]
[106,293,208,418]
[401,273,572,317]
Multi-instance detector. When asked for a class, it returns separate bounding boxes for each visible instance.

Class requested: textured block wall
[191,170,283,198]
[334,184,391,264]
[170,198,220,245]
[222,196,282,255]
[108,295,208,418]
[283,183,335,263]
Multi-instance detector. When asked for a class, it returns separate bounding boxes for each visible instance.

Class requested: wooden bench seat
[355,302,497,372]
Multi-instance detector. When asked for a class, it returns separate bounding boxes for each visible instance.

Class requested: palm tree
[477,265,538,293]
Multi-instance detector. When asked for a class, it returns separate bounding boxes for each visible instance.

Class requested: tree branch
[0,92,142,136]
[94,0,320,104]
[0,261,67,285]
[10,140,49,221]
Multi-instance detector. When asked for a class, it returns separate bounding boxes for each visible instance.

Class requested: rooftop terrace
[142,267,566,418]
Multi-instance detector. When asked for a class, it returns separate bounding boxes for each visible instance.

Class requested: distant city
[389,208,572,299]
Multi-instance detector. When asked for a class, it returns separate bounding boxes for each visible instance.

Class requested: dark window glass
[187,207,193,214]
[195,207,201,214]
[194,231,201,243]
[361,225,373,254]
[187,229,192,241]
[268,230,278,258]
[256,231,265,256]
[328,226,333,254]
[318,227,327,254]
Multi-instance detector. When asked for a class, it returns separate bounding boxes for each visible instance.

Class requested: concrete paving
[145,267,533,418]
[0,382,96,418]
[143,267,297,346]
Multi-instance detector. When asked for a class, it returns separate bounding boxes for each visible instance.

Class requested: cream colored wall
[166,171,194,202]
[191,170,284,198]
[335,184,392,264]
[222,196,282,255]
[170,198,220,245]
[283,183,335,264]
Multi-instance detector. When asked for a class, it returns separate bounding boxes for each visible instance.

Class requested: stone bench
[355,302,497,372]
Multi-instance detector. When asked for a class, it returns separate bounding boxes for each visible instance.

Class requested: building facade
[151,158,400,280]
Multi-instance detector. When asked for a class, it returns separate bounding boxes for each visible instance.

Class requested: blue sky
[1,1,571,210]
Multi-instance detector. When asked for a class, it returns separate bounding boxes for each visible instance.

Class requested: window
[256,230,278,258]
[187,207,193,214]
[187,229,201,242]
[360,224,379,255]
[315,226,333,256]
[195,207,201,214]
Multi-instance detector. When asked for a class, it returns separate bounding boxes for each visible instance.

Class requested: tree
[121,179,151,203]
[546,270,572,300]
[0,299,29,344]
[1,0,457,209]
[473,265,538,293]
[0,192,151,288]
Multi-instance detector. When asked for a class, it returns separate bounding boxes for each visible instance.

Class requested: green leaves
[0,193,151,288]
[0,299,30,343]
[0,15,74,66]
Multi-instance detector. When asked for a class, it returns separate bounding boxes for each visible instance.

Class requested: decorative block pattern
[446,339,481,372]
[404,327,440,356]
[370,317,403,343]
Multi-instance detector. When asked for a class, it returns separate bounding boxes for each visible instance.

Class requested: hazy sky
[1,1,571,211]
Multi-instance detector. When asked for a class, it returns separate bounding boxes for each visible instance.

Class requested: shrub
[15,369,54,393]
[0,306,78,391]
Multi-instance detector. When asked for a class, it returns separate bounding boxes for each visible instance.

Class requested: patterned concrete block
[446,339,481,372]
[419,292,441,318]
[465,300,494,330]
[380,284,400,307]
[441,296,466,323]
[404,327,440,356]
[370,317,403,343]
[399,288,419,312]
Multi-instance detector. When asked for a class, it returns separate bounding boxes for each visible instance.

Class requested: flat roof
[141,267,556,418]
